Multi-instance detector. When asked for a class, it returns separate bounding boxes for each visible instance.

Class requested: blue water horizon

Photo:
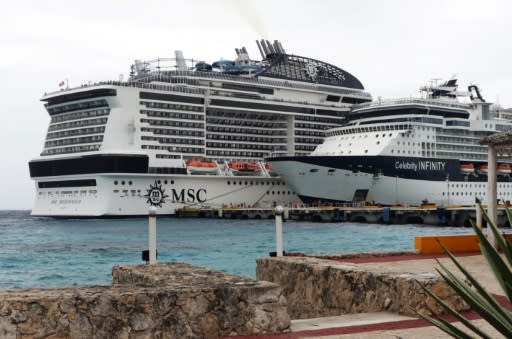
[0,210,475,290]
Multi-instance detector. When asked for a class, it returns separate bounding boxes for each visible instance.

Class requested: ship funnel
[175,50,187,71]
[277,41,285,54]
[255,40,265,59]
[256,39,286,58]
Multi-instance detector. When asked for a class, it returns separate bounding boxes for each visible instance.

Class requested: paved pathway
[229,253,508,338]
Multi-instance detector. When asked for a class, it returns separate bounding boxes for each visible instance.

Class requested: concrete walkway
[230,253,508,338]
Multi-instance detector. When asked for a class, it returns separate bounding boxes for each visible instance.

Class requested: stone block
[256,256,468,319]
[0,262,290,338]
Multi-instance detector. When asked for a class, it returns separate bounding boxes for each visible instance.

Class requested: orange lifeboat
[228,161,260,176]
[497,164,512,176]
[459,163,474,175]
[478,163,488,175]
[186,159,218,174]
[265,162,279,177]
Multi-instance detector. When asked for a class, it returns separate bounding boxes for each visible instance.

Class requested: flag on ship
[59,80,65,87]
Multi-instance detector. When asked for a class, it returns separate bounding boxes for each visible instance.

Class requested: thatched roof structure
[480,128,512,148]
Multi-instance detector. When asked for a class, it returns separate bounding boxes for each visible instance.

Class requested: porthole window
[376,141,380,145]
[227,181,231,185]
[114,181,118,185]
[365,150,368,153]
[129,181,133,185]
[171,180,174,184]
[121,181,125,185]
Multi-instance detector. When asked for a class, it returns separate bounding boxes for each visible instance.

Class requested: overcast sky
[1,0,512,210]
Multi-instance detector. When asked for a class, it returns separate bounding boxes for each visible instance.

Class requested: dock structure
[175,204,512,226]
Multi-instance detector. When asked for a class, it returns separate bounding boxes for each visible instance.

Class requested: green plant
[418,203,512,338]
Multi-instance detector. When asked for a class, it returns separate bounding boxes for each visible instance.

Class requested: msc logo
[144,181,169,207]
[171,188,207,203]
[144,181,207,206]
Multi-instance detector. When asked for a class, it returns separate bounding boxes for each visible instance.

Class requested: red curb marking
[226,296,510,338]
[284,252,480,264]
[327,252,480,264]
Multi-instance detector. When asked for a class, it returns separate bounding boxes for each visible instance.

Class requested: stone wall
[256,256,468,319]
[0,263,290,338]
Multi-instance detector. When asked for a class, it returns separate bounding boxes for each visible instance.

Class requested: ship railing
[44,80,206,97]
[327,122,413,136]
[131,70,372,98]
[355,97,471,110]
[208,89,353,111]
[45,72,372,99]
[45,79,354,113]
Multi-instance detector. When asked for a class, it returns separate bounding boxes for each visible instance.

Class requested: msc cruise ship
[29,40,372,216]
[269,78,512,207]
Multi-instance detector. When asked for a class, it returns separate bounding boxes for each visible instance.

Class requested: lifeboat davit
[459,163,475,175]
[265,162,279,177]
[186,159,218,175]
[497,164,512,176]
[228,161,260,176]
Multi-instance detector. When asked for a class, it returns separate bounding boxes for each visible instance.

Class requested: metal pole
[149,206,157,264]
[275,205,284,257]
[487,146,498,247]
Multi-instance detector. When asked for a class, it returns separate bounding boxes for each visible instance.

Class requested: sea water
[0,210,473,290]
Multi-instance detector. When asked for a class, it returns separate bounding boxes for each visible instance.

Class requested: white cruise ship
[269,78,512,207]
[29,40,372,217]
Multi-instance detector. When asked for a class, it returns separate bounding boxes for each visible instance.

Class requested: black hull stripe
[269,155,511,182]
[29,154,149,177]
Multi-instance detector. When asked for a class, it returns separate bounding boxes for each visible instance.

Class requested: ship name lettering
[171,188,207,203]
[395,161,446,172]
[418,161,446,171]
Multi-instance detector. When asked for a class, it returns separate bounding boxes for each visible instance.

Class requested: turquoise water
[0,210,474,290]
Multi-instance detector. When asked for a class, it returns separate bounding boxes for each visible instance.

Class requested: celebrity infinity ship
[269,78,512,206]
[29,40,372,216]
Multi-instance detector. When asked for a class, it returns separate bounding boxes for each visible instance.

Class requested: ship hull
[31,173,300,217]
[269,156,512,206]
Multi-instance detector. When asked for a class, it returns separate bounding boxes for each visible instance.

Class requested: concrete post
[149,206,157,264]
[487,146,497,248]
[275,205,284,257]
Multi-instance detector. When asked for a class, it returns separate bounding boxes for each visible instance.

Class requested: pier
[176,204,512,226]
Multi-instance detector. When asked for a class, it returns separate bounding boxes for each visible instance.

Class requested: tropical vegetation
[419,204,512,338]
